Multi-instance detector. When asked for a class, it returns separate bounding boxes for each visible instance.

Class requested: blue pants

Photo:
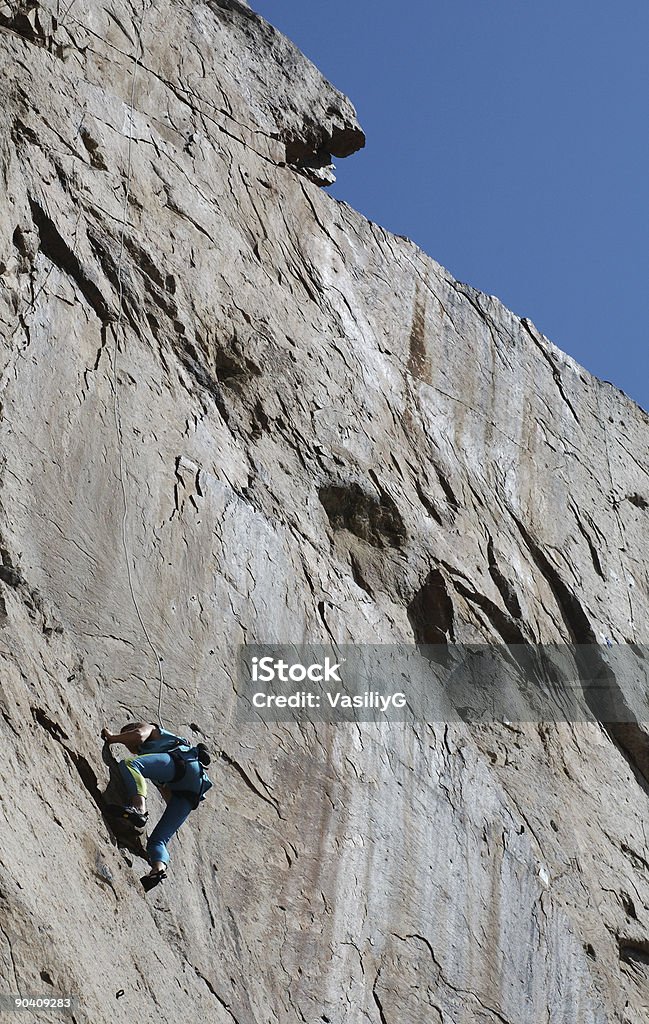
[119,753,200,866]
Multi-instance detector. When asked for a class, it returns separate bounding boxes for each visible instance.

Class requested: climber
[101,721,212,891]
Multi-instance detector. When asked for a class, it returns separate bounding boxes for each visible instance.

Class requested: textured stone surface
[2,2,649,1022]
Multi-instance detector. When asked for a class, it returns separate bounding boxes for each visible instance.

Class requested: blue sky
[253,1,649,412]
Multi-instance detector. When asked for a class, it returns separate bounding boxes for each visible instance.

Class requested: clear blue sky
[253,1,649,412]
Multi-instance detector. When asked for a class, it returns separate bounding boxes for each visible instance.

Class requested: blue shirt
[138,726,189,755]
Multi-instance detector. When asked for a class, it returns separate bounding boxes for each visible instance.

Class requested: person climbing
[100,721,212,891]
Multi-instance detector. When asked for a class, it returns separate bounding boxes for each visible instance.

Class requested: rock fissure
[218,750,281,816]
[190,962,243,1024]
[521,318,580,424]
[28,198,113,322]
[407,568,455,646]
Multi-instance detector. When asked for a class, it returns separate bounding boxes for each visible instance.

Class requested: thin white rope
[110,0,166,726]
[58,0,79,25]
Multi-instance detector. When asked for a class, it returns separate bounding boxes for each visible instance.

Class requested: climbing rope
[110,0,166,725]
[58,0,80,24]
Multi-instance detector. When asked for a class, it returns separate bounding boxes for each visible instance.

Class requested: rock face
[1,2,649,1022]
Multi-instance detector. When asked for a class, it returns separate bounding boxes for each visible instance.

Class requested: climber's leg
[146,794,194,867]
[118,753,176,815]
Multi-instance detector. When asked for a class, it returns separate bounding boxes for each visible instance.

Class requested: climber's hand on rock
[101,727,112,742]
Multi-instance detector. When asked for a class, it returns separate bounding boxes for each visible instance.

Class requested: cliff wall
[1,2,649,1022]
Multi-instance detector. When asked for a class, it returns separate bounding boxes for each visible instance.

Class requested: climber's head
[120,721,148,733]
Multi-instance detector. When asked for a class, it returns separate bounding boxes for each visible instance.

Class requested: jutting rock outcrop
[2,2,649,1022]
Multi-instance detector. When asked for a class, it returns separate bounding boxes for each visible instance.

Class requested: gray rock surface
[1,1,649,1022]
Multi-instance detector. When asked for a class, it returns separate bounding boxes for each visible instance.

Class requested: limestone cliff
[1,2,649,1022]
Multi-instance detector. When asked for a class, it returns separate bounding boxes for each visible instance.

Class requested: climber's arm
[101,723,156,747]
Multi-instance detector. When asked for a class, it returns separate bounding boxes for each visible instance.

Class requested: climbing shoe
[196,742,211,766]
[140,868,166,892]
[106,804,148,829]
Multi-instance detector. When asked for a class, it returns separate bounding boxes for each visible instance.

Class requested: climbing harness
[110,0,167,725]
[134,726,213,807]
[168,744,212,809]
